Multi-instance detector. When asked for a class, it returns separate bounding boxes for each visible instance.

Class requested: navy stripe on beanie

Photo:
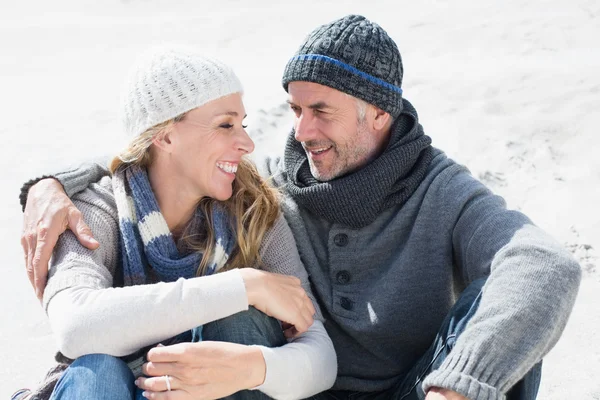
[289,54,403,95]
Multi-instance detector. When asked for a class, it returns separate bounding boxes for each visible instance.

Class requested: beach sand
[1,0,598,398]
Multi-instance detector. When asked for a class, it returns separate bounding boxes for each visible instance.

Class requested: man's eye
[220,124,234,129]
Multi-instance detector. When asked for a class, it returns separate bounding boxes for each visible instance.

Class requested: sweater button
[333,233,349,247]
[336,270,351,284]
[340,297,353,311]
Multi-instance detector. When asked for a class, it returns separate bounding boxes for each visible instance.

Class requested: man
[20,15,580,399]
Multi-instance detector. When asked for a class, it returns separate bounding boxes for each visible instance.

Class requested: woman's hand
[137,341,265,399]
[239,268,315,337]
[21,178,98,300]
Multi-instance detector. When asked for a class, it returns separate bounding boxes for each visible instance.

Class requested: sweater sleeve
[422,168,581,399]
[251,215,337,399]
[19,160,110,211]
[45,181,249,359]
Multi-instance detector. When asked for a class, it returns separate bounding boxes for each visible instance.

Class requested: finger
[146,343,189,363]
[142,361,181,378]
[293,295,313,333]
[306,295,316,316]
[141,389,187,400]
[26,234,36,292]
[294,314,311,335]
[283,326,298,339]
[298,303,315,334]
[136,375,181,392]
[67,209,99,249]
[31,226,56,299]
[285,312,308,335]
[303,298,315,323]
[21,235,34,288]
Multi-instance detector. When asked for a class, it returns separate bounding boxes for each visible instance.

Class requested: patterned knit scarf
[112,165,234,286]
[284,98,435,229]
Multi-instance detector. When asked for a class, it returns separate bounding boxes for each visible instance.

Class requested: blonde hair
[110,113,280,275]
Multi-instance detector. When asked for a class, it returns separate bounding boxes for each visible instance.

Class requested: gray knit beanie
[122,45,243,137]
[282,15,404,118]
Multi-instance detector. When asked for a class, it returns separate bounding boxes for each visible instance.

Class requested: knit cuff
[422,362,503,400]
[19,175,62,212]
[18,162,106,212]
[249,344,288,397]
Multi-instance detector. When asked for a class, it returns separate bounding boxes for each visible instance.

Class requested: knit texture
[38,177,332,399]
[284,98,434,228]
[112,165,233,285]
[122,46,243,137]
[282,15,404,117]
[39,153,581,396]
[262,150,581,395]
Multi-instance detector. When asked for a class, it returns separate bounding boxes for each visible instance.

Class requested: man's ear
[151,128,173,153]
[372,107,391,131]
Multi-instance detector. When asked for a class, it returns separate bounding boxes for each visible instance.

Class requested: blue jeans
[51,280,542,399]
[311,278,542,400]
[49,307,286,400]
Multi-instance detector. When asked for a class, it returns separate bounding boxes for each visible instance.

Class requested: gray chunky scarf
[284,98,434,229]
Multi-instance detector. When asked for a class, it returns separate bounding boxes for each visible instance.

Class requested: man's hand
[137,341,265,399]
[240,268,315,338]
[21,178,98,300]
[426,387,469,400]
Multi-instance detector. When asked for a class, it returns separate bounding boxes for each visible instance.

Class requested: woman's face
[167,93,254,201]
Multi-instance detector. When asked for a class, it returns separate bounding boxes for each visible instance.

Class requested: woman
[16,46,336,399]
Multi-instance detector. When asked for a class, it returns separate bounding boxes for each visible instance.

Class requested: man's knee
[202,306,286,348]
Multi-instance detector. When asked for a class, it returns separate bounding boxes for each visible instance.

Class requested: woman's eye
[242,124,248,129]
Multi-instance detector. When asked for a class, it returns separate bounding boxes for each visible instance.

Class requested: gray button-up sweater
[261,148,581,398]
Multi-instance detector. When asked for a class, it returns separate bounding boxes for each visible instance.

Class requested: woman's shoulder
[259,213,304,275]
[260,213,291,252]
[72,175,118,222]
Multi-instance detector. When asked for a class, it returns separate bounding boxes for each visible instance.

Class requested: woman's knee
[202,306,286,348]
[71,354,133,380]
[51,354,135,399]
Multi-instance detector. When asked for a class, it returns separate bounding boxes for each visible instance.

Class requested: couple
[17,14,581,400]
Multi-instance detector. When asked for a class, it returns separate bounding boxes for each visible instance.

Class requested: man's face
[287,81,382,181]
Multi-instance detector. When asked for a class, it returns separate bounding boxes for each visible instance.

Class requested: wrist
[19,176,62,212]
[239,268,263,307]
[243,345,267,389]
[426,387,469,400]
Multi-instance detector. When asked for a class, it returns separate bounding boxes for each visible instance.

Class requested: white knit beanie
[121,45,244,137]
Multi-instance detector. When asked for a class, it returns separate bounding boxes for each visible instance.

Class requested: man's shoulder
[421,148,483,192]
[410,148,500,214]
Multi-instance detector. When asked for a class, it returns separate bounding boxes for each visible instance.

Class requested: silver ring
[164,375,171,391]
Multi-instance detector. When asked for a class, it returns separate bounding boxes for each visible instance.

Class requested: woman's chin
[210,187,234,202]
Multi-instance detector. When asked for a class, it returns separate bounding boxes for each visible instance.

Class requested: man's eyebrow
[308,101,332,110]
[286,100,333,110]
